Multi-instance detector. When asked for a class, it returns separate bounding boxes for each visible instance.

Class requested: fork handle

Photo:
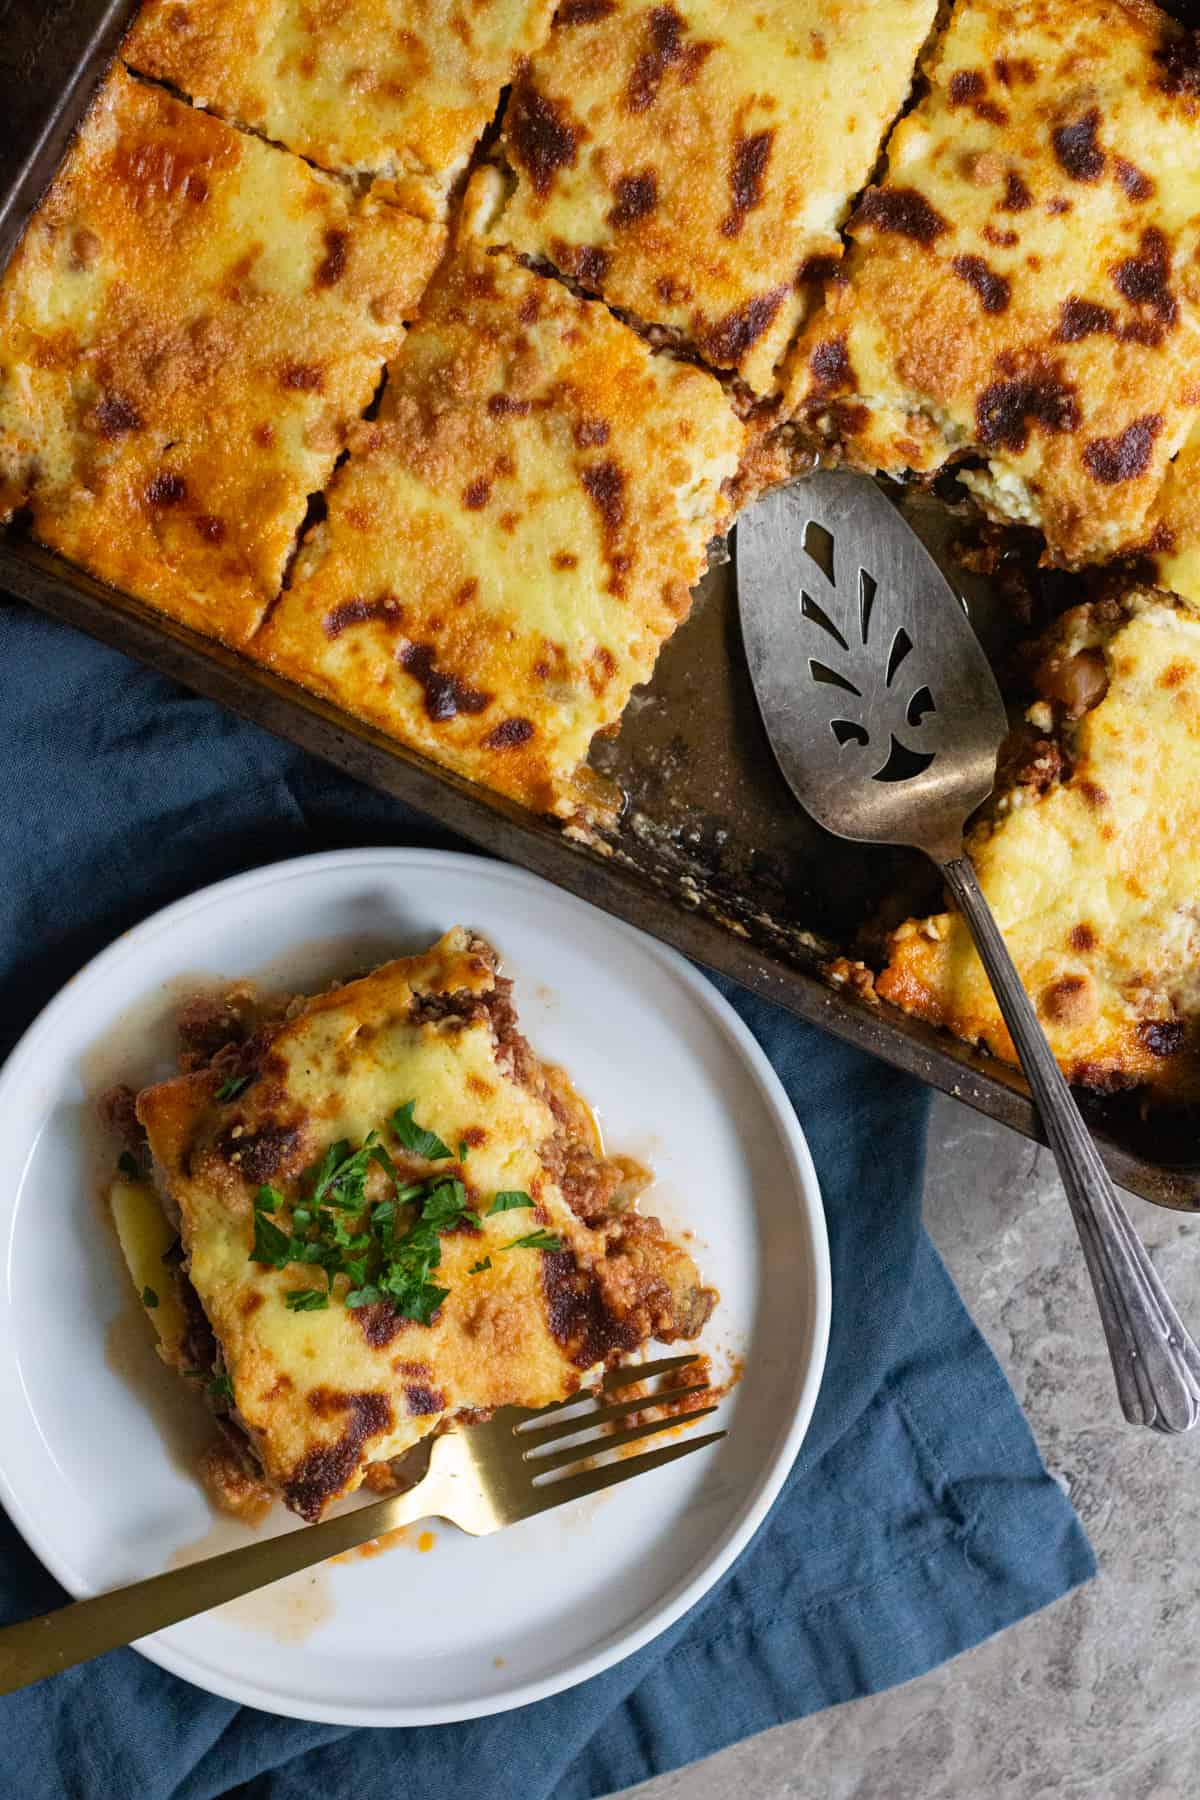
[943,856,1200,1435]
[0,1481,437,1697]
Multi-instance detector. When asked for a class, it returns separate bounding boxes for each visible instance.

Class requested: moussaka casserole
[107,928,716,1521]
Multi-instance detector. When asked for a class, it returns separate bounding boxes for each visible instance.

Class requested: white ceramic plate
[0,849,829,1725]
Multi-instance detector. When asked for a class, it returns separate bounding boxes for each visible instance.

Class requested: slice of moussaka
[0,66,444,646]
[486,0,940,395]
[248,191,744,816]
[787,0,1200,567]
[124,928,716,1522]
[122,0,557,215]
[877,592,1200,1100]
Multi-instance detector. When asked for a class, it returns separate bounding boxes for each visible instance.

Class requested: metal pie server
[737,470,1200,1433]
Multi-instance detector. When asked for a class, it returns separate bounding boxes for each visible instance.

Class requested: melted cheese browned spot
[877,594,1200,1100]
[0,67,444,646]
[135,929,717,1519]
[123,0,557,213]
[488,0,939,394]
[786,0,1200,567]
[248,203,742,817]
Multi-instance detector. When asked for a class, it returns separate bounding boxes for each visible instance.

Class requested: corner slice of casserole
[124,929,716,1521]
[248,196,743,817]
[0,66,445,646]
[877,591,1200,1100]
[122,0,557,215]
[486,0,939,395]
[786,0,1200,567]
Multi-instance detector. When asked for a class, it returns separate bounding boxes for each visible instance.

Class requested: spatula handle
[943,855,1200,1434]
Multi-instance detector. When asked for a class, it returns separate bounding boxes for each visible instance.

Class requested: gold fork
[0,1354,722,1694]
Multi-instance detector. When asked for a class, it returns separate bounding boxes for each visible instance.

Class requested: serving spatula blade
[735,471,1007,866]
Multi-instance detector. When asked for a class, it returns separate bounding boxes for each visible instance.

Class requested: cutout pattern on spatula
[797,519,938,786]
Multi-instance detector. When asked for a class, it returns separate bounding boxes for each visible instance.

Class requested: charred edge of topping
[487,393,532,418]
[285,1391,393,1521]
[952,254,1010,314]
[94,394,142,439]
[1056,297,1115,342]
[580,460,626,533]
[509,78,580,196]
[608,170,658,229]
[405,1382,445,1416]
[1000,170,1032,212]
[485,716,535,749]
[322,595,403,638]
[1082,414,1162,484]
[809,334,855,393]
[145,472,187,507]
[720,129,773,239]
[947,69,1006,124]
[574,417,610,448]
[856,186,947,244]
[355,1302,412,1349]
[975,365,1079,451]
[556,240,610,288]
[557,0,616,21]
[700,287,786,366]
[1112,228,1176,337]
[1052,110,1104,182]
[399,643,492,722]
[1115,157,1153,201]
[541,1250,642,1368]
[626,5,712,114]
[316,227,349,288]
[1154,26,1200,99]
[220,1122,302,1186]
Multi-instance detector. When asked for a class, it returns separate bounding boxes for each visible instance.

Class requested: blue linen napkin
[0,598,1093,1800]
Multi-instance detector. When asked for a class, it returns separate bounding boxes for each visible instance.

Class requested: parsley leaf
[141,1285,159,1308]
[346,1284,383,1308]
[505,1230,563,1253]
[251,1209,293,1268]
[487,1190,534,1215]
[206,1373,234,1402]
[117,1150,143,1181]
[458,1139,469,1162]
[285,1287,329,1312]
[255,1185,281,1213]
[392,1100,453,1162]
[468,1257,492,1275]
[215,1073,251,1103]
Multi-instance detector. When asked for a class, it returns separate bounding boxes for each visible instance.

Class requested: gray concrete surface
[623,1094,1200,1800]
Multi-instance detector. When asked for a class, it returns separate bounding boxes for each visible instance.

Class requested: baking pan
[3,0,1197,1210]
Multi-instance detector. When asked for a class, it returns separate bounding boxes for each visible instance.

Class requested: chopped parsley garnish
[215,1073,251,1103]
[141,1286,159,1309]
[250,1101,568,1325]
[285,1287,329,1312]
[458,1139,469,1162]
[487,1190,534,1215]
[505,1230,563,1253]
[391,1100,453,1162]
[206,1373,234,1402]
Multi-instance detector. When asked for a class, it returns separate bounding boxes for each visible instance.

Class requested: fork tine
[519,1380,712,1438]
[516,1429,727,1519]
[601,1353,697,1391]
[526,1404,720,1476]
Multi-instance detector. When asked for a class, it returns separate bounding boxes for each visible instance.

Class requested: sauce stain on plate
[168,1517,334,1643]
